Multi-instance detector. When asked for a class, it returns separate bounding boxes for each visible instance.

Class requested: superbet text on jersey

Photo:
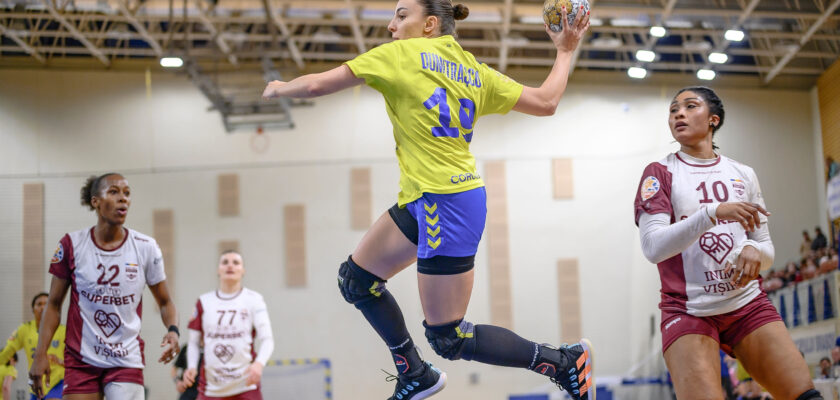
[49,227,166,369]
[635,153,768,317]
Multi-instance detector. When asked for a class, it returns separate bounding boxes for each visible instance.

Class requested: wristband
[168,325,180,336]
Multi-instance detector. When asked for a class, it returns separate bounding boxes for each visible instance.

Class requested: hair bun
[453,3,469,20]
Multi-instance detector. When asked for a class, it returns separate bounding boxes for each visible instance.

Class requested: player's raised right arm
[512,6,589,116]
[30,276,69,398]
[262,65,364,100]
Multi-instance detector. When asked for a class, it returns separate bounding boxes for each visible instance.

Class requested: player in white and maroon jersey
[635,87,819,400]
[29,173,181,400]
[182,251,274,400]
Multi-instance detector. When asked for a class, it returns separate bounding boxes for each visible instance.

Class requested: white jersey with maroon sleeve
[188,288,269,397]
[634,152,768,317]
[48,227,166,369]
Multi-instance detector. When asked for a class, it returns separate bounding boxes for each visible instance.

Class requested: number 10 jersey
[634,152,768,317]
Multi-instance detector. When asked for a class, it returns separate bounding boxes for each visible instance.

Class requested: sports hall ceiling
[1,0,838,129]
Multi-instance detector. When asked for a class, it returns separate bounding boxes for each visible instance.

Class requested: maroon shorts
[661,292,782,357]
[63,363,143,394]
[198,388,262,400]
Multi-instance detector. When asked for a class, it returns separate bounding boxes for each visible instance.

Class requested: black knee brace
[337,256,387,306]
[423,319,477,361]
[796,389,823,400]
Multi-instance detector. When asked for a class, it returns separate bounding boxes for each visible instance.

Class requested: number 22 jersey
[49,227,166,369]
[634,152,768,317]
[345,35,524,206]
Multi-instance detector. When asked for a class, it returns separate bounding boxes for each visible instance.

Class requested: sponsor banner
[828,175,840,220]
[789,319,837,365]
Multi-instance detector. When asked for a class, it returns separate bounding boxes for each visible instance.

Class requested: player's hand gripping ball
[543,0,590,32]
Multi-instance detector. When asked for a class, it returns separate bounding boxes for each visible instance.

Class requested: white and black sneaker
[385,362,447,400]
[532,339,595,400]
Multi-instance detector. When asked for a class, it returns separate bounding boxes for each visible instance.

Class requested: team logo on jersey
[640,176,660,201]
[51,340,59,348]
[93,309,122,338]
[50,243,64,264]
[125,264,139,282]
[730,179,746,198]
[699,232,734,264]
[213,344,235,364]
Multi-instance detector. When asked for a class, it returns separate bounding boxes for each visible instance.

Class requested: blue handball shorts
[31,379,63,400]
[388,187,487,275]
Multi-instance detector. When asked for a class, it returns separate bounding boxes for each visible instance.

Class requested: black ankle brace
[795,389,824,400]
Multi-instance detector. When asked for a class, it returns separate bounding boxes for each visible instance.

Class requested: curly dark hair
[674,86,725,149]
[80,173,121,210]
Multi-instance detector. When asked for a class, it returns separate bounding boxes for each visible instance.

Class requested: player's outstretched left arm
[262,65,364,100]
[149,280,179,364]
[513,6,590,116]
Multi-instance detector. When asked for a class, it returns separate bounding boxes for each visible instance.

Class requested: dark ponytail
[674,86,725,150]
[418,0,470,36]
[80,173,119,210]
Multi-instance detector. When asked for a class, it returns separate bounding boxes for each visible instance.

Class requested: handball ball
[543,0,590,32]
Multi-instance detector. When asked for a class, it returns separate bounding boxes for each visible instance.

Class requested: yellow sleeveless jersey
[0,320,65,393]
[345,35,523,206]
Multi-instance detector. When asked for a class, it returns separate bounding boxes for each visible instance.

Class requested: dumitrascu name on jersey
[420,52,481,88]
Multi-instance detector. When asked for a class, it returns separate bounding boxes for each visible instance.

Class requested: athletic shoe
[385,362,447,400]
[532,339,595,400]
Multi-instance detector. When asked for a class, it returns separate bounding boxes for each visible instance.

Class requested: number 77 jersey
[634,152,768,317]
[345,35,524,206]
[187,289,269,397]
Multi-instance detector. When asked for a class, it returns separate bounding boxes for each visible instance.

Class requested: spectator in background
[819,357,832,379]
[762,271,784,293]
[0,352,17,400]
[784,262,801,286]
[801,231,813,259]
[812,227,827,252]
[801,258,818,280]
[826,156,838,182]
[818,248,838,274]
[721,350,736,400]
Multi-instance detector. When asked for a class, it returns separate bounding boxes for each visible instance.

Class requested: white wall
[0,68,826,400]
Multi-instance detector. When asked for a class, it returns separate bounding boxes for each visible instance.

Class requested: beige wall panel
[552,158,574,199]
[818,59,840,162]
[22,183,44,318]
[218,240,240,256]
[284,204,307,288]
[218,173,240,217]
[153,209,175,287]
[484,161,513,329]
[557,259,582,343]
[350,167,372,230]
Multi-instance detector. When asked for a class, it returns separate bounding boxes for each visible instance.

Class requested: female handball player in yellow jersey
[263,1,594,399]
[0,293,65,400]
